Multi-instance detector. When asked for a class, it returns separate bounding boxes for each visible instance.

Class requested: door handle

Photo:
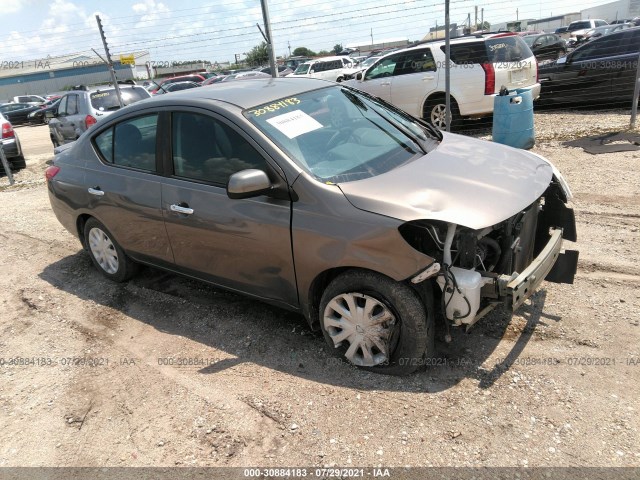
[170,204,194,215]
[380,81,391,86]
[88,187,104,196]
[422,75,435,81]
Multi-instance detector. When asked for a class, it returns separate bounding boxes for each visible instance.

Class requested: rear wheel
[424,96,462,131]
[319,270,433,375]
[11,155,26,170]
[83,218,137,282]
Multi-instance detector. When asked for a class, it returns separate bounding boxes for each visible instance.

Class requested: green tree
[245,42,269,67]
[292,47,316,57]
[332,43,343,54]
[317,50,330,56]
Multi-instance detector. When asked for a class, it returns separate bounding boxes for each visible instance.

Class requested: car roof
[139,77,333,110]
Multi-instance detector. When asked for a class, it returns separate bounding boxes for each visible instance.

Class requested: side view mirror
[356,72,363,81]
[227,169,271,199]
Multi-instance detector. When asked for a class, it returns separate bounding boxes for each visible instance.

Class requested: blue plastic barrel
[492,88,535,150]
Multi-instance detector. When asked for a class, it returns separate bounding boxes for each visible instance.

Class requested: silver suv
[48,84,150,148]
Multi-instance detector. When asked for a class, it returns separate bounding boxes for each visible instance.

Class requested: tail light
[85,115,97,128]
[481,62,495,95]
[2,122,15,139]
[45,165,60,182]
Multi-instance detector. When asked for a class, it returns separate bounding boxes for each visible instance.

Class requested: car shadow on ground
[39,251,560,393]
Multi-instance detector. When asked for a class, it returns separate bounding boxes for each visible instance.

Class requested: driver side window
[365,56,398,80]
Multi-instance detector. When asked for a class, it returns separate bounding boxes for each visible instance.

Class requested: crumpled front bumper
[498,228,578,310]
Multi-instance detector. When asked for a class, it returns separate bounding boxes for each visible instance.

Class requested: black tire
[83,218,137,282]
[319,270,433,376]
[11,155,26,170]
[424,96,462,131]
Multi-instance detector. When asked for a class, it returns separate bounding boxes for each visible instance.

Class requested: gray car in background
[45,78,578,375]
[48,84,150,148]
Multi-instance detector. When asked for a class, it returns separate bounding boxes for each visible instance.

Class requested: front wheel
[319,270,433,375]
[84,218,137,282]
[424,97,462,131]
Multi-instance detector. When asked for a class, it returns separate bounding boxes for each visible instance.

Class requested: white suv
[345,33,541,129]
[291,56,355,82]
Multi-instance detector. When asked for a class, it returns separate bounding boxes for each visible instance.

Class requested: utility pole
[371,28,374,46]
[288,41,291,57]
[259,0,278,77]
[96,15,124,108]
[445,0,451,132]
[481,8,484,30]
[631,48,640,128]
[474,6,478,31]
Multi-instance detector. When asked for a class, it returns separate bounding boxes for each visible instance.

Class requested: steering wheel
[326,129,351,150]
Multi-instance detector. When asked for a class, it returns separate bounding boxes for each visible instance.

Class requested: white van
[291,56,354,82]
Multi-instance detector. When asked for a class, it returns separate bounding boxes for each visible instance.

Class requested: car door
[354,55,400,103]
[160,109,297,306]
[86,112,174,264]
[388,48,438,117]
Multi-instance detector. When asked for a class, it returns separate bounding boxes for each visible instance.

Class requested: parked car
[48,84,151,147]
[258,65,293,76]
[12,95,46,105]
[537,27,640,108]
[149,74,206,94]
[0,113,25,173]
[45,78,578,375]
[341,55,382,80]
[581,23,633,43]
[28,98,61,125]
[0,103,42,124]
[345,33,541,129]
[566,19,608,45]
[201,75,228,86]
[522,33,567,61]
[291,56,355,82]
[153,81,201,95]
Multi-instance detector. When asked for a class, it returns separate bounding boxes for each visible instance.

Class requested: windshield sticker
[266,109,323,139]
[90,92,110,98]
[249,97,301,117]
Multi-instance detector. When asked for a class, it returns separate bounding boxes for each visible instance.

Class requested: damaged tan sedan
[46,78,578,375]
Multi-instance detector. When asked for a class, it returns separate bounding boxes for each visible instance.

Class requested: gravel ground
[0,111,639,471]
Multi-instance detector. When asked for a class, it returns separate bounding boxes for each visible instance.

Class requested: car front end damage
[401,177,578,330]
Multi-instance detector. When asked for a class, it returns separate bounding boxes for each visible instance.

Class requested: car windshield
[90,88,148,111]
[569,21,591,31]
[293,63,310,75]
[246,86,439,183]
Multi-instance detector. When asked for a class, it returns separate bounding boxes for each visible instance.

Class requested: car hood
[337,132,553,230]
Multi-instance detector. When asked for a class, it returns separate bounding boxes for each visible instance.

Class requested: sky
[0,0,613,65]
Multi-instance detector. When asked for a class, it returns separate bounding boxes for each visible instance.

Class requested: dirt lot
[0,113,639,469]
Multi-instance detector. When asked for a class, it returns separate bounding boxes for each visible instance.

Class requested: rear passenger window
[172,112,267,186]
[93,114,158,171]
[66,95,78,115]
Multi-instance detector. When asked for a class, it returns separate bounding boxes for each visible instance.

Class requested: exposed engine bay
[400,179,579,330]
